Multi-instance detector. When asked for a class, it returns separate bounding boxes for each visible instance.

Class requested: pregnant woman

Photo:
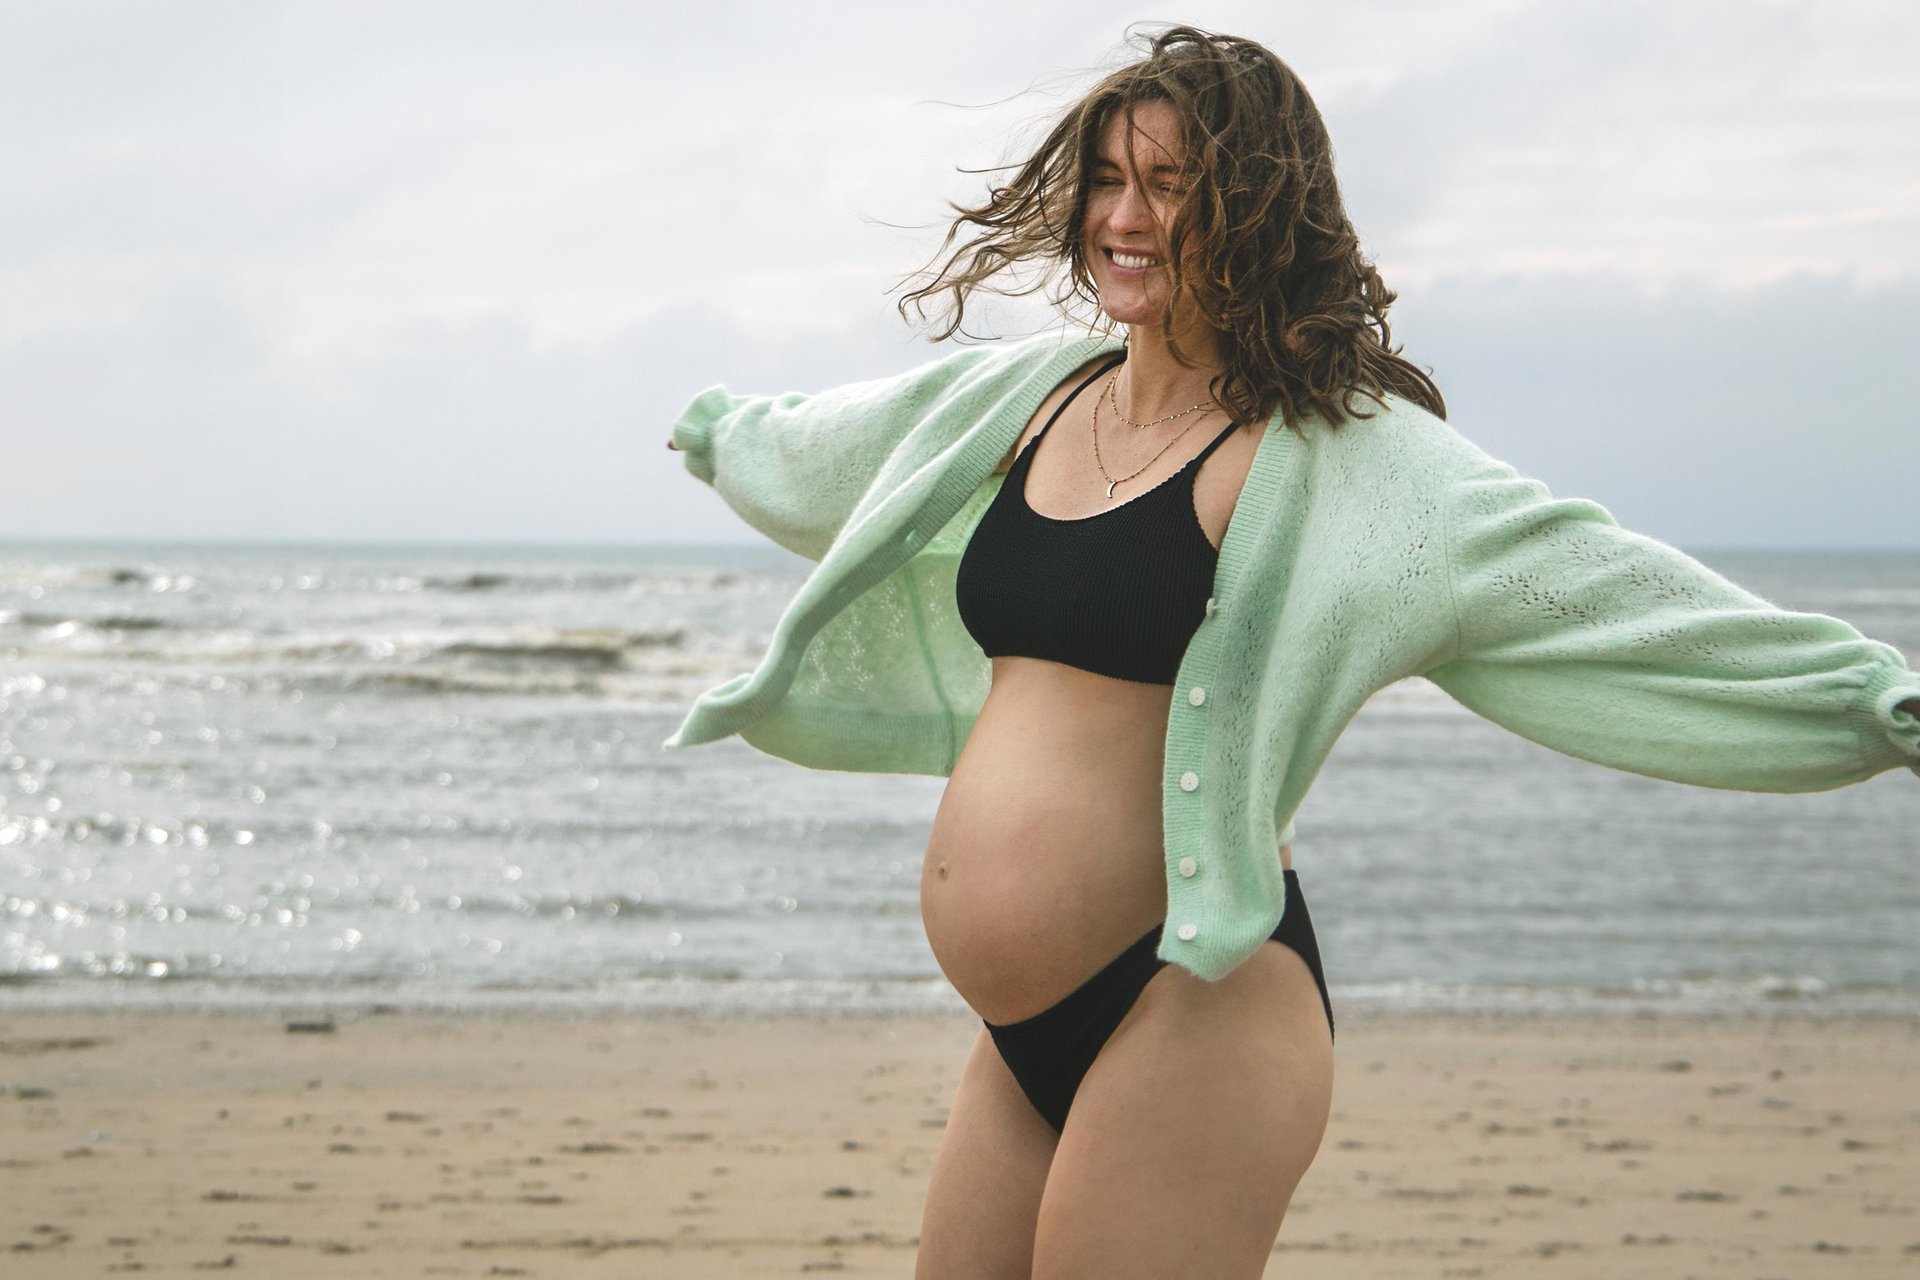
[663,25,1920,1279]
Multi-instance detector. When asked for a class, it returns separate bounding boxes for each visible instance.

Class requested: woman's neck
[1117,321,1229,423]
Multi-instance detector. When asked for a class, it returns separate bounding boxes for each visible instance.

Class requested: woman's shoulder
[905,329,1117,389]
[1296,386,1482,471]
[853,331,1117,472]
[1272,388,1508,529]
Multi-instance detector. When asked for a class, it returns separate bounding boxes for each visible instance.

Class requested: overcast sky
[5,0,1916,549]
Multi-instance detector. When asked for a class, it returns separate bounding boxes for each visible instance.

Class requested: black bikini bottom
[981,868,1333,1135]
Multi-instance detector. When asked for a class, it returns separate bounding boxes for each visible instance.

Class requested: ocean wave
[12,621,691,671]
[0,610,173,633]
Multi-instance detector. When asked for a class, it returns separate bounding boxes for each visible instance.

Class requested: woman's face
[1081,98,1195,328]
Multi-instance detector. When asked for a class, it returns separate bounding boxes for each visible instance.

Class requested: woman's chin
[1097,295,1161,327]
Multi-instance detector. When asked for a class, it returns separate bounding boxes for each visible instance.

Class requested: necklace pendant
[1105,479,1118,498]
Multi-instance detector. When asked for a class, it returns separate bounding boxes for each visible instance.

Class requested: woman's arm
[1422,446,1920,791]
[663,343,1020,561]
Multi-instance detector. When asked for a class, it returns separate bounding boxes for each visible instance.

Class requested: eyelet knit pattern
[663,331,1920,983]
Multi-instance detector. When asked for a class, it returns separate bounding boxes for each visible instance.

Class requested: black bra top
[955,352,1240,686]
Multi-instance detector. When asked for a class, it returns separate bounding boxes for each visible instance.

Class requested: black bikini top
[955,352,1240,686]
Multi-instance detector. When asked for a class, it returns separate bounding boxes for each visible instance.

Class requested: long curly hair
[893,24,1446,433]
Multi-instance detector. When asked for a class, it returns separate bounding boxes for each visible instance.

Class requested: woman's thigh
[1029,940,1335,1280]
[915,1025,1061,1280]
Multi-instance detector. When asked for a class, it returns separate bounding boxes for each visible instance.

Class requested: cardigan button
[1179,771,1199,792]
[1203,596,1217,616]
[1177,856,1197,878]
[1176,921,1199,942]
[1187,686,1206,706]
[901,530,924,550]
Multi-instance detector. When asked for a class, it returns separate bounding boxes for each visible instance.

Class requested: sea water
[3,539,1917,1019]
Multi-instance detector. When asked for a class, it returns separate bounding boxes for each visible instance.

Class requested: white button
[901,530,924,550]
[1176,922,1198,941]
[1179,771,1199,792]
[1177,856,1197,878]
[1203,597,1217,616]
[1187,686,1206,706]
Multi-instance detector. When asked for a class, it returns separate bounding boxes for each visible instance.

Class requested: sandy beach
[1,1005,1915,1277]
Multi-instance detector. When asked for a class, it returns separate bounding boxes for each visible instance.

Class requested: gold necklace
[1105,366,1216,430]
[1091,373,1217,499]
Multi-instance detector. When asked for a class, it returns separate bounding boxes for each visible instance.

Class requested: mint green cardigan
[662,330,1920,982]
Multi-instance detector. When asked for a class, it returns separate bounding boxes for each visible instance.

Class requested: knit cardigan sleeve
[669,343,1019,561]
[1422,442,1920,791]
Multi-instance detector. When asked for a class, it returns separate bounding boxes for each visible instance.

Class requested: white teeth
[1112,251,1161,269]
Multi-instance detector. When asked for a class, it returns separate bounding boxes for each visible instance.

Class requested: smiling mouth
[1105,248,1163,270]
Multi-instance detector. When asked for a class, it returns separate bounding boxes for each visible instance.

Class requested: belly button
[937,861,949,880]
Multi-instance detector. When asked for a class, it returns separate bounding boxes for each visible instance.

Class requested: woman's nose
[1106,183,1155,230]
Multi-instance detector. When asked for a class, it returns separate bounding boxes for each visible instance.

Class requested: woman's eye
[1087,176,1183,195]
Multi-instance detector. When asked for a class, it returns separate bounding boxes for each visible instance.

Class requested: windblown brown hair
[893,24,1446,433]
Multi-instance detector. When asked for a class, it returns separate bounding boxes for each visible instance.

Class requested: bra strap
[1029,352,1126,448]
[1191,416,1242,465]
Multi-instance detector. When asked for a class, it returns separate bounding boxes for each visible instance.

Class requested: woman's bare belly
[921,657,1292,1026]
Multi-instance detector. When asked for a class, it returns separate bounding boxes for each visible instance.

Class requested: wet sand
[1,1005,1915,1277]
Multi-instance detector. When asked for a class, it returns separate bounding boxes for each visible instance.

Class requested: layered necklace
[1090,366,1223,499]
